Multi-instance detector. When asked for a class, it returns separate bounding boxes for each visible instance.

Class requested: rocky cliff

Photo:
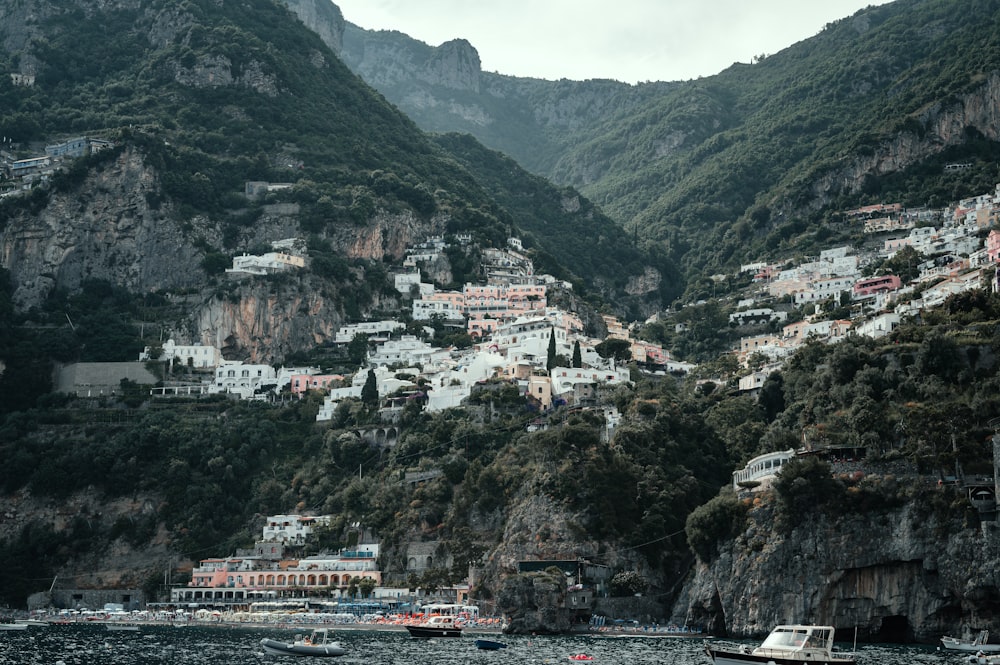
[675,487,997,643]
[0,142,426,362]
[278,0,345,56]
[1,146,203,310]
[329,13,670,174]
[805,71,1000,214]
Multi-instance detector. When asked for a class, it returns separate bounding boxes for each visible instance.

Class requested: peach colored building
[289,374,344,396]
[181,549,382,599]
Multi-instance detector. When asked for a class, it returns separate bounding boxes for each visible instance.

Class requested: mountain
[327,0,1000,292]
[3,0,1000,639]
[0,0,664,321]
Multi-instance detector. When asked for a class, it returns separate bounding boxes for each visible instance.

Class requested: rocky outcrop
[497,569,573,634]
[278,0,346,55]
[191,277,350,364]
[675,494,998,642]
[0,146,204,309]
[420,39,481,93]
[807,72,1000,211]
[0,486,174,590]
[332,209,441,261]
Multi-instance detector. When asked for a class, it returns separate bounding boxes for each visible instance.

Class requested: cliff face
[0,146,203,309]
[676,498,999,642]
[0,143,424,362]
[278,0,345,56]
[193,278,359,364]
[333,17,667,174]
[806,72,1000,212]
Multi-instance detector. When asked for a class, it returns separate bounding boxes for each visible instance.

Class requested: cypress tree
[361,368,378,408]
[547,327,556,371]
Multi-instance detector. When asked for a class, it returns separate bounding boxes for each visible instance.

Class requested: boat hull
[942,639,1000,653]
[474,639,508,650]
[405,625,463,638]
[260,637,346,657]
[705,645,856,665]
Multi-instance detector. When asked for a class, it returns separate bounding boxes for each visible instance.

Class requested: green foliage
[685,490,748,563]
[361,369,378,408]
[608,570,646,597]
[772,456,843,531]
[595,338,632,363]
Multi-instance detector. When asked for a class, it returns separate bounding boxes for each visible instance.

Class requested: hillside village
[52,179,993,615]
[730,184,1000,393]
[17,132,1000,614]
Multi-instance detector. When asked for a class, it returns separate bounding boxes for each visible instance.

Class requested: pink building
[987,230,1000,263]
[853,274,902,297]
[290,374,344,396]
[631,341,670,365]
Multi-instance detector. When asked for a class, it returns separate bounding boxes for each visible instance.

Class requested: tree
[595,338,631,363]
[608,570,646,597]
[358,576,377,598]
[361,369,378,408]
[347,333,369,367]
[546,327,557,371]
[572,340,582,368]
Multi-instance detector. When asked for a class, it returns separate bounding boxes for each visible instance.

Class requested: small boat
[404,615,463,638]
[704,624,856,665]
[260,628,346,657]
[17,619,49,627]
[0,621,28,631]
[106,624,140,632]
[474,638,508,650]
[569,655,595,661]
[944,631,1000,653]
[966,651,1000,665]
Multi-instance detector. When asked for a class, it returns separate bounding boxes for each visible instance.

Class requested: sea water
[0,623,952,664]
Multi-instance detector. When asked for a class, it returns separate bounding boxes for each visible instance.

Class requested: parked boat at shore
[704,624,856,665]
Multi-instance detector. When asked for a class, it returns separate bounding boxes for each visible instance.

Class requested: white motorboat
[260,628,346,657]
[704,624,856,665]
[404,614,464,638]
[943,631,1000,653]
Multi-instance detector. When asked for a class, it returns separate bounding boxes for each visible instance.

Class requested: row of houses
[1,136,114,197]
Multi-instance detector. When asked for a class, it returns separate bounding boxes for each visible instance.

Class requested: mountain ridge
[323,0,1000,293]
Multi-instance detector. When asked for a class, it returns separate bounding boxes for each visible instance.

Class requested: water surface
[0,624,953,665]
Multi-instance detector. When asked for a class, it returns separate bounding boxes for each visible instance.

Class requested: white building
[226,251,305,277]
[139,338,222,368]
[853,313,900,339]
[369,336,450,368]
[548,365,631,397]
[793,275,857,305]
[262,514,332,544]
[394,271,434,297]
[334,320,405,344]
[210,361,278,399]
[412,293,464,320]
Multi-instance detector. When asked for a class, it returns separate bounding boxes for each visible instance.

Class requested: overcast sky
[333,0,896,84]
